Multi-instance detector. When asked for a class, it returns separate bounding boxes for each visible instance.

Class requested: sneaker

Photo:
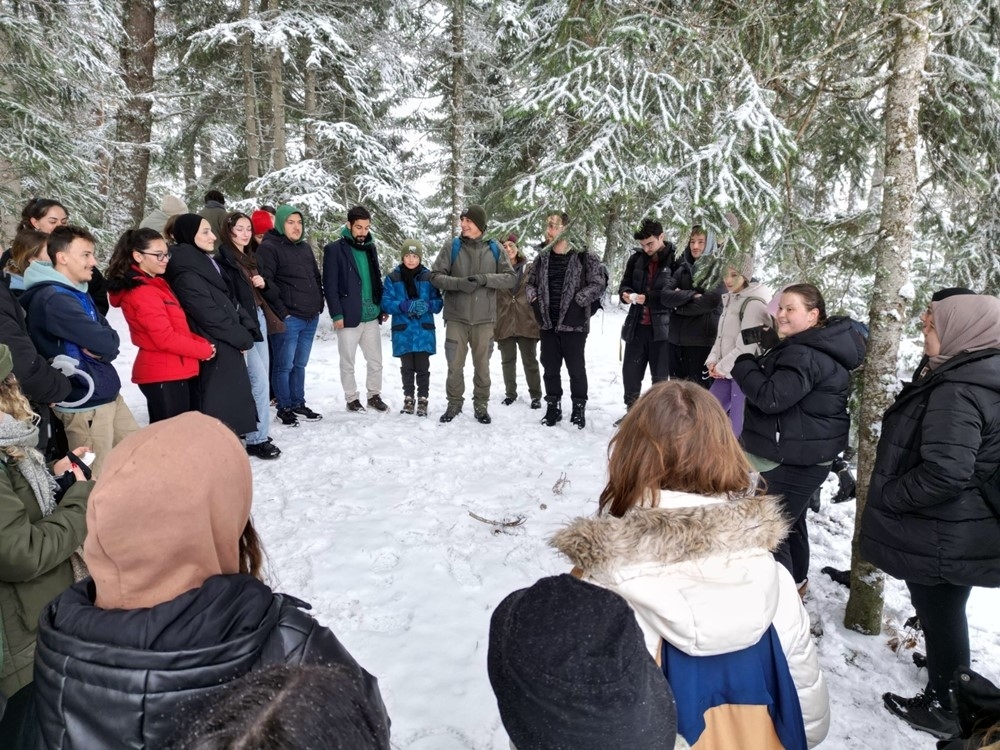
[439,403,462,423]
[502,396,517,406]
[276,408,299,427]
[292,404,322,421]
[883,691,960,739]
[474,407,492,424]
[401,397,415,415]
[416,397,428,417]
[530,398,542,410]
[246,439,281,460]
[346,400,366,413]
[367,394,390,413]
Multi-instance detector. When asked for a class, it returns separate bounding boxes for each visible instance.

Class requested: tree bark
[844,0,929,635]
[241,0,260,180]
[303,53,317,161]
[105,0,155,232]
[448,0,465,230]
[268,0,286,171]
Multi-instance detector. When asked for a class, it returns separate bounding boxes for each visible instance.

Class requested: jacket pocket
[562,302,587,328]
[421,322,436,330]
[392,324,407,332]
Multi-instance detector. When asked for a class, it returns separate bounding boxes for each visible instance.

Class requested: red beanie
[251,209,274,236]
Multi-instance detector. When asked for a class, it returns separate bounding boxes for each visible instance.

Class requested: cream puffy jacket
[551,490,830,748]
[706,280,773,377]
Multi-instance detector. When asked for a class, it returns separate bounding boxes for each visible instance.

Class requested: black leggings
[761,462,830,584]
[907,580,972,702]
[139,379,197,424]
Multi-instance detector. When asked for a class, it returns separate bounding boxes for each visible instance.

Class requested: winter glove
[399,299,412,313]
[409,300,429,317]
[467,275,487,287]
[456,278,479,294]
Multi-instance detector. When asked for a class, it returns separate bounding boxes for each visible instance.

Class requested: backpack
[451,237,501,265]
[738,296,768,325]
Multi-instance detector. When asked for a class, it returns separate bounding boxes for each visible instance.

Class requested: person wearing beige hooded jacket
[31,412,389,749]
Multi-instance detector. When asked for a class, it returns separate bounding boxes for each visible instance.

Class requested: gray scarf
[0,413,58,517]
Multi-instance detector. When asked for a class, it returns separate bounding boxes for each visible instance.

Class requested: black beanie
[931,287,976,302]
[460,205,487,233]
[488,574,677,750]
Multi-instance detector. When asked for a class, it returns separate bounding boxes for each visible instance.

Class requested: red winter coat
[108,266,213,384]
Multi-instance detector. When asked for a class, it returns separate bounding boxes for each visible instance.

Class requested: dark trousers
[907,581,973,702]
[539,329,588,401]
[667,344,712,388]
[761,462,830,584]
[0,682,37,748]
[622,324,669,404]
[400,352,430,398]
[139,379,196,424]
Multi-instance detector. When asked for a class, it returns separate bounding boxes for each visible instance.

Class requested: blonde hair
[598,381,755,517]
[0,374,39,461]
[7,229,48,275]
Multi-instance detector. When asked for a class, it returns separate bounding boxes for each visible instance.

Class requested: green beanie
[460,205,487,234]
[0,344,12,381]
[400,238,425,260]
[275,204,304,238]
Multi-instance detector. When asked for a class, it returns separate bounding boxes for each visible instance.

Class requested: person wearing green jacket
[0,343,91,745]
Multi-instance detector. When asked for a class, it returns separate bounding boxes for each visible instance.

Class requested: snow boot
[416,397,428,417]
[883,691,960,739]
[439,402,462,423]
[569,399,586,429]
[540,399,562,427]
[401,396,415,415]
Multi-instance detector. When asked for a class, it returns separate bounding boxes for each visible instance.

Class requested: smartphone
[742,326,780,350]
[81,451,96,466]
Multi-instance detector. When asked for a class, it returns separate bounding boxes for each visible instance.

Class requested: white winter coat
[706,280,773,377]
[551,490,830,748]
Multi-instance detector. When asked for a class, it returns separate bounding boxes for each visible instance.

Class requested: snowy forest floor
[109,304,1000,749]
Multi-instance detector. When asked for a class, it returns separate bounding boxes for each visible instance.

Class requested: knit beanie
[460,205,487,233]
[274,204,303,238]
[251,209,274,236]
[160,194,188,216]
[488,574,677,750]
[726,253,754,283]
[931,287,975,302]
[0,344,13,381]
[400,238,425,260]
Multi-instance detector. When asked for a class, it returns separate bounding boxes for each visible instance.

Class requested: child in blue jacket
[380,240,443,416]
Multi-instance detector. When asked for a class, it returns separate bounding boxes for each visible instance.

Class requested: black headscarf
[173,214,205,246]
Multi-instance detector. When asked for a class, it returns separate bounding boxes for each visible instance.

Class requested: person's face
[460,216,481,239]
[504,241,517,261]
[349,219,370,243]
[921,306,941,356]
[194,219,216,253]
[689,233,707,258]
[776,292,819,337]
[284,213,304,242]
[639,234,664,256]
[402,252,420,270]
[31,206,69,235]
[545,215,564,244]
[55,237,96,285]
[133,238,170,276]
[723,267,747,293]
[230,218,253,250]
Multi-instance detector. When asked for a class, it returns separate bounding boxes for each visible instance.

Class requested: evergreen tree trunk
[602,198,619,265]
[241,0,260,181]
[106,0,155,232]
[304,55,317,161]
[268,0,286,171]
[844,0,930,635]
[448,0,465,230]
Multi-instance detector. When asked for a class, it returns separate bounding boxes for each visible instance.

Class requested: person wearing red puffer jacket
[106,228,216,424]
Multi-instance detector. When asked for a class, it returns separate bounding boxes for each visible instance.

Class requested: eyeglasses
[140,251,171,261]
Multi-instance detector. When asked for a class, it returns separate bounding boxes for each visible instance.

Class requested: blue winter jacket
[380,264,443,357]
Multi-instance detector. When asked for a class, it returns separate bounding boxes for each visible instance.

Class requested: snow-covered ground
[108,303,1000,749]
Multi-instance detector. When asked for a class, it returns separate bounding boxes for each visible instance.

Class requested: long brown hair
[239,517,266,581]
[598,381,755,517]
[7,230,48,275]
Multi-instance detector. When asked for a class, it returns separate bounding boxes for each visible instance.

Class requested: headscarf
[928,295,1000,370]
[172,213,205,246]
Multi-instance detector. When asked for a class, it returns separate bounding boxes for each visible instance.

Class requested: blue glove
[399,299,412,313]
[410,300,429,317]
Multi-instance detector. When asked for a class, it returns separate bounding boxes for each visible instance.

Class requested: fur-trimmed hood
[551,492,798,659]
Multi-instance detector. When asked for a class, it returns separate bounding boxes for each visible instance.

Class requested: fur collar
[550,494,789,573]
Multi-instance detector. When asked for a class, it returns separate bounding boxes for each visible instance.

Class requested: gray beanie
[726,254,754,283]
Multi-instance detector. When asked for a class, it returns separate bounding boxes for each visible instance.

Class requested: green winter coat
[430,236,516,325]
[0,459,89,697]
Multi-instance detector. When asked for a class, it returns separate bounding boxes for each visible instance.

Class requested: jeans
[245,307,271,445]
[761,462,831,584]
[269,314,319,410]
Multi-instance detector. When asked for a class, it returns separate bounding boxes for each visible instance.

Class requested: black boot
[541,399,562,426]
[569,399,586,429]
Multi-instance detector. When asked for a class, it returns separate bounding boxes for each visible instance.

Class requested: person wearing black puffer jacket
[731,283,865,594]
[861,294,1000,740]
[31,413,390,749]
[616,219,676,421]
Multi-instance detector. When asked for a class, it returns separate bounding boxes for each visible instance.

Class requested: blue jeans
[270,314,318,410]
[245,307,271,444]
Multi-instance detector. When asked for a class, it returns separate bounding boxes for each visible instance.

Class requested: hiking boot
[346,399,366,413]
[883,691,960,739]
[246,438,281,460]
[416,397,429,417]
[401,397,415,415]
[569,399,586,429]
[530,397,542,409]
[439,403,462,423]
[808,487,822,513]
[292,404,322,421]
[367,394,390,413]
[832,466,857,503]
[502,396,517,406]
[541,400,562,427]
[276,408,299,427]
[474,407,492,424]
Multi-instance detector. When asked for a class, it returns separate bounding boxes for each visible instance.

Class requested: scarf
[928,295,1000,370]
[399,264,422,300]
[0,413,58,517]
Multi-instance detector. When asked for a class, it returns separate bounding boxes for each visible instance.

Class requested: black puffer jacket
[255,230,324,319]
[0,275,70,404]
[731,317,866,466]
[860,349,1000,587]
[32,574,389,749]
[618,245,676,343]
[659,249,724,347]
